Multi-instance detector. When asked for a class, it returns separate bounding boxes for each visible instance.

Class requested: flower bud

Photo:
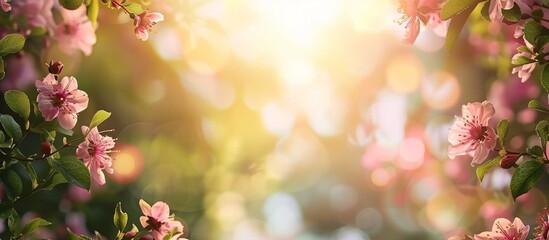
[47,61,64,75]
[40,141,52,155]
[500,152,522,169]
[139,235,154,240]
[123,231,137,239]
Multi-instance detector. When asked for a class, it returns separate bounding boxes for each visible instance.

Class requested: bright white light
[251,0,342,48]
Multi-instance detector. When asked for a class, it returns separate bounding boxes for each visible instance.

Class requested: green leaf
[0,130,4,143]
[476,156,503,182]
[536,120,548,156]
[59,0,84,10]
[21,162,38,189]
[0,114,22,141]
[32,120,73,136]
[66,228,81,240]
[511,56,535,66]
[524,20,542,46]
[87,0,99,28]
[480,1,491,21]
[41,173,67,191]
[532,6,544,19]
[539,36,549,47]
[502,3,521,22]
[528,145,545,158]
[21,218,51,236]
[510,160,545,200]
[496,119,510,148]
[8,208,19,235]
[445,5,475,52]
[162,227,182,240]
[440,0,483,20]
[30,27,48,36]
[528,99,549,113]
[518,45,534,54]
[56,125,74,136]
[4,90,31,122]
[1,169,23,200]
[542,64,549,93]
[113,202,128,231]
[0,57,4,80]
[123,2,143,14]
[0,34,26,56]
[88,110,111,130]
[32,102,40,118]
[0,137,13,148]
[53,156,90,190]
[67,228,94,240]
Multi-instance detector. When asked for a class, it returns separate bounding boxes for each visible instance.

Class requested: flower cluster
[448,101,497,166]
[399,0,549,82]
[0,1,184,239]
[396,0,446,45]
[35,73,89,130]
[139,200,186,240]
[76,126,116,185]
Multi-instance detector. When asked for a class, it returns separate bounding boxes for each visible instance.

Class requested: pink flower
[11,0,55,29]
[397,0,445,44]
[404,17,421,45]
[534,208,549,240]
[0,53,38,92]
[1,0,10,12]
[474,217,529,240]
[134,11,164,41]
[139,199,185,240]
[35,74,89,129]
[511,38,537,82]
[53,6,96,56]
[76,126,115,185]
[448,101,497,165]
[489,0,515,22]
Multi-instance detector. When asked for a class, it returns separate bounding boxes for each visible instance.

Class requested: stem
[110,0,133,15]
[13,170,56,205]
[11,118,39,151]
[528,14,549,23]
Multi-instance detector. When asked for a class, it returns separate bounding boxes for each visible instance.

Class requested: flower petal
[479,101,495,125]
[151,201,170,221]
[448,140,475,159]
[58,112,77,129]
[139,199,152,217]
[470,144,489,165]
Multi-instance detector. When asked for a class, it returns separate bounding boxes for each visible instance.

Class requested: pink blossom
[11,0,55,29]
[448,101,497,165]
[134,11,164,41]
[53,6,96,56]
[404,17,421,45]
[1,0,10,12]
[398,0,445,44]
[533,208,549,240]
[511,38,536,82]
[139,199,185,240]
[76,126,115,185]
[35,74,89,129]
[0,53,38,92]
[426,11,447,37]
[489,0,515,22]
[474,217,529,240]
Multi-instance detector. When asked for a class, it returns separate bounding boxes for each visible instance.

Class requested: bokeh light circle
[110,144,144,184]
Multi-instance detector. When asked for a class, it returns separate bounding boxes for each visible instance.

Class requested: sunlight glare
[251,0,342,49]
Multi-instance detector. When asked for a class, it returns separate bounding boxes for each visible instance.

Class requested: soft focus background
[6,0,549,239]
